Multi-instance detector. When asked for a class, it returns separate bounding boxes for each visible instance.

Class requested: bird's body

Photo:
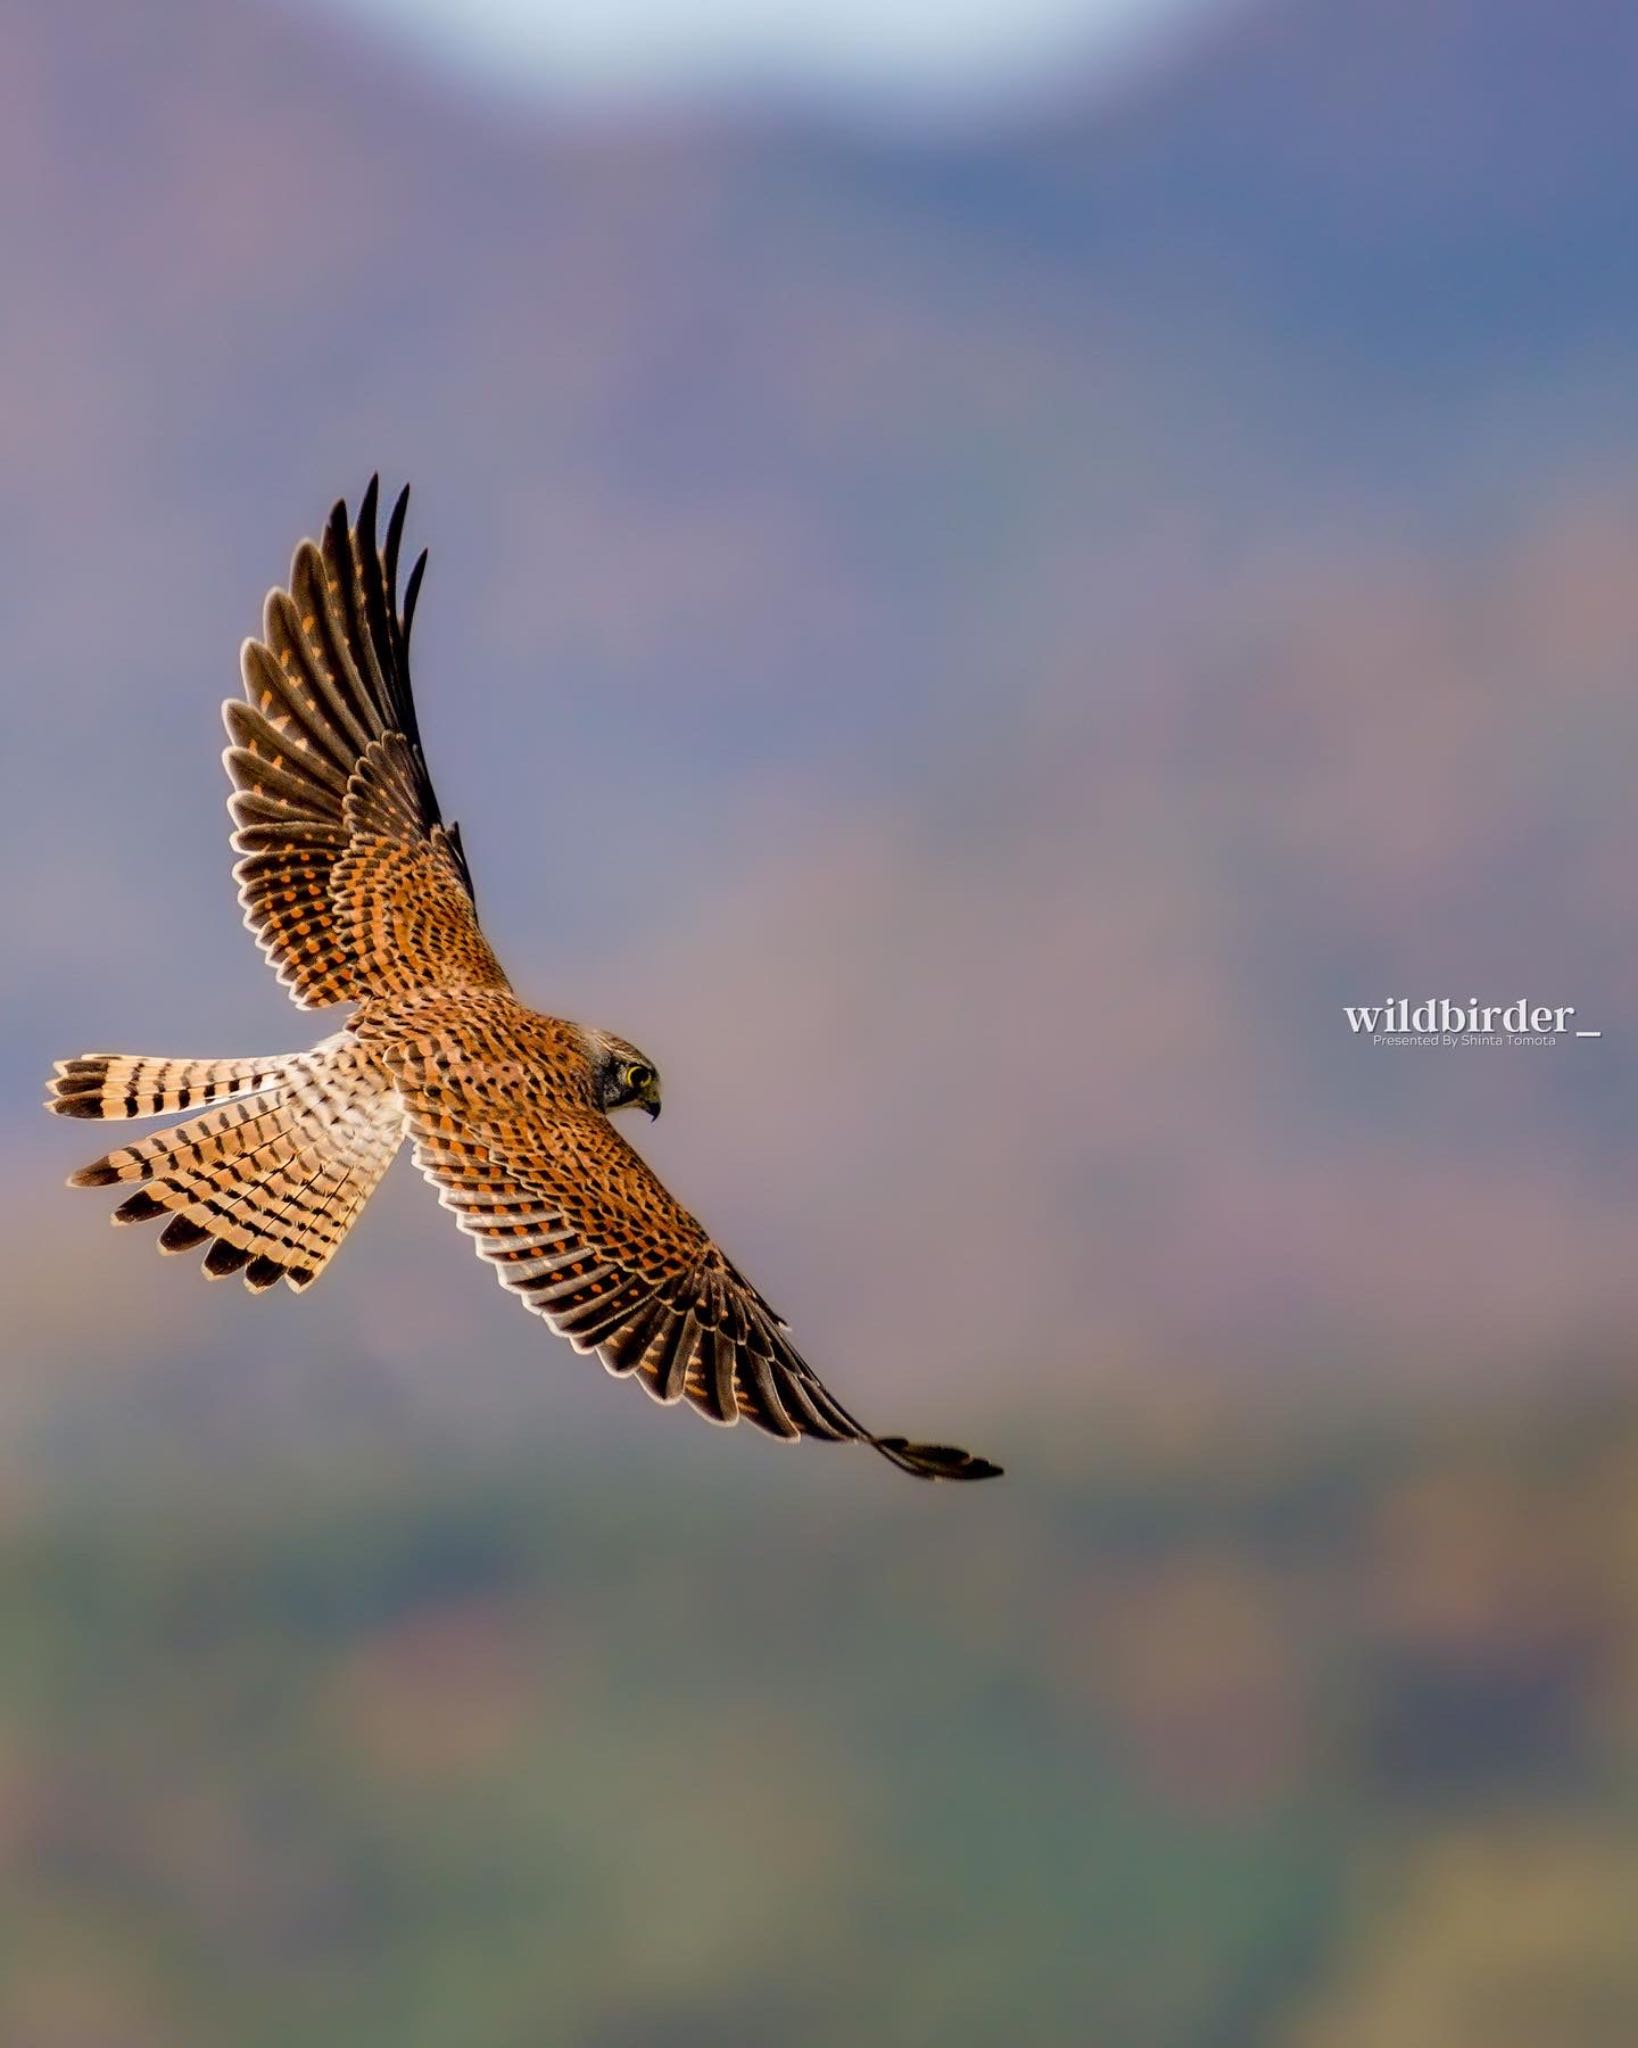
[47,482,999,1483]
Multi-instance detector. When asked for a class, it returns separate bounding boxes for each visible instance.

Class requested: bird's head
[583,1029,663,1121]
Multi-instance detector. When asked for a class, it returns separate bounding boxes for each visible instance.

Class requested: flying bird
[46,482,1000,1483]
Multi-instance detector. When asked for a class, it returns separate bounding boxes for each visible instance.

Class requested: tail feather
[47,1053,287,1122]
[51,1040,403,1293]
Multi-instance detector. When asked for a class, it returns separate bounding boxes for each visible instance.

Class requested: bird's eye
[625,1063,654,1092]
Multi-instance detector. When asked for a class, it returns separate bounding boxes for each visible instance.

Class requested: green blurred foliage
[0,1391,1634,2045]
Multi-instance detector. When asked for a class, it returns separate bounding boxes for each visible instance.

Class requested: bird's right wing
[402,1087,1001,1483]
[224,479,508,1009]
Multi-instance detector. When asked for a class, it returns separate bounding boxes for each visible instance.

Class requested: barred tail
[47,1053,290,1122]
[50,1040,404,1293]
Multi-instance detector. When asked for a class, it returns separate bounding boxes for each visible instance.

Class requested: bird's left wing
[403,1092,1001,1483]
[225,479,508,1008]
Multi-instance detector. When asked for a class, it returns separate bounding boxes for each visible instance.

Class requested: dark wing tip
[402,548,428,642]
[875,1436,1004,1482]
[356,475,381,558]
[385,483,411,589]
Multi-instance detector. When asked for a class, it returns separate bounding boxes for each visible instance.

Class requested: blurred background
[4,0,1638,2039]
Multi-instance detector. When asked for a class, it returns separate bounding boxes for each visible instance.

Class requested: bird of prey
[47,482,999,1483]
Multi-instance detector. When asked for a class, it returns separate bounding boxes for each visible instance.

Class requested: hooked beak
[642,1098,661,1121]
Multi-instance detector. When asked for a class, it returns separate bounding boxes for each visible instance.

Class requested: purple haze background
[5,4,1638,2043]
[7,0,1638,1488]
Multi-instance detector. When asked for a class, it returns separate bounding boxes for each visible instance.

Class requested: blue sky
[315,0,1221,111]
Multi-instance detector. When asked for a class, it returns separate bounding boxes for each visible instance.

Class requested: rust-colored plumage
[47,483,1000,1483]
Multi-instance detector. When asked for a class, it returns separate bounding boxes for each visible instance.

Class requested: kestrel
[47,482,1000,1482]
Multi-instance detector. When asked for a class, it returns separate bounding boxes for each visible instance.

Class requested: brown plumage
[46,482,1000,1483]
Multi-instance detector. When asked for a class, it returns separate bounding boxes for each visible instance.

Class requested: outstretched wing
[224,479,507,1008]
[404,1092,1001,1483]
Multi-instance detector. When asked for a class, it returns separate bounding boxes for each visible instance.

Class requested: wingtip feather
[875,1436,1004,1482]
[402,548,428,643]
